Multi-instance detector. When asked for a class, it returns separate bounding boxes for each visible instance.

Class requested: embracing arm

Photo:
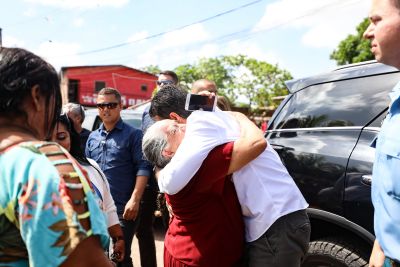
[228,112,267,174]
[158,111,238,194]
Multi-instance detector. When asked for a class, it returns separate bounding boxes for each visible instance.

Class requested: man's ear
[161,149,174,159]
[30,85,43,112]
[169,112,186,123]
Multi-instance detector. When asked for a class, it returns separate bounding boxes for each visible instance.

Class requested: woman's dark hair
[57,114,90,165]
[0,47,61,140]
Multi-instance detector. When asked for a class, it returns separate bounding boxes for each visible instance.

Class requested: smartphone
[185,93,217,112]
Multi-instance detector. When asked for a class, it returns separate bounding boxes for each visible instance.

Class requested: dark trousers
[136,186,158,267]
[118,215,140,267]
[246,209,311,267]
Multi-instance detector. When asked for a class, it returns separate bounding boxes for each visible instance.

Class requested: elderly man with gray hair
[62,103,91,151]
[142,112,267,266]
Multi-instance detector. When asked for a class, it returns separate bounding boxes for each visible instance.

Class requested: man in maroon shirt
[142,113,266,267]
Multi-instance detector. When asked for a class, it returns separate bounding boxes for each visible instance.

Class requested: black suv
[265,61,400,267]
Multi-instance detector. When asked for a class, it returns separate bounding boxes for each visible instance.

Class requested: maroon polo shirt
[164,142,245,267]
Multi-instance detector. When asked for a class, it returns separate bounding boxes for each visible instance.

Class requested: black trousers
[135,185,158,267]
[246,209,311,267]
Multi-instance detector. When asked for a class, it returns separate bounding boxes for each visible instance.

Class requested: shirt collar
[100,118,124,132]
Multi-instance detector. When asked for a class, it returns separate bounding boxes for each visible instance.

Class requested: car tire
[302,238,368,267]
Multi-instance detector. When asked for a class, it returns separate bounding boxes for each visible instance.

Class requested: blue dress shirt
[372,81,400,262]
[141,105,155,134]
[86,119,151,214]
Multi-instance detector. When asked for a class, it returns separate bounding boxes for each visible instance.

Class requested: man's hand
[369,240,385,267]
[122,198,140,220]
[196,90,215,97]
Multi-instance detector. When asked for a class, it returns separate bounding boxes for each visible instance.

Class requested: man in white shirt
[145,85,311,267]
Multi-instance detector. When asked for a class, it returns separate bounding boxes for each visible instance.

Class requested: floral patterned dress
[0,141,109,267]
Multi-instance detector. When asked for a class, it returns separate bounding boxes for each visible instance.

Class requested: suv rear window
[273,73,398,129]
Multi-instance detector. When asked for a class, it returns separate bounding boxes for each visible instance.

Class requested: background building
[60,65,157,107]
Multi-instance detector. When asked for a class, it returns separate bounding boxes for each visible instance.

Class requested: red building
[60,65,157,107]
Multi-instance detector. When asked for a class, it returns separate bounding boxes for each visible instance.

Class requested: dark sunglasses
[156,80,174,86]
[96,102,119,110]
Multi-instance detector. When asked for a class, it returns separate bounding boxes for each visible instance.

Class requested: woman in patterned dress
[0,47,113,267]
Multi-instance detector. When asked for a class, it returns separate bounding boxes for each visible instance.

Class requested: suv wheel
[302,238,368,267]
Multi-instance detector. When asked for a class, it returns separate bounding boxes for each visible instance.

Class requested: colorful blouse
[0,141,109,267]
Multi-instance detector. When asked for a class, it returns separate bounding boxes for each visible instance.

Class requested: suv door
[267,78,367,216]
[344,72,400,233]
[266,71,400,266]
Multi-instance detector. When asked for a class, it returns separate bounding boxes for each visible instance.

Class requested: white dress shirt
[158,109,308,241]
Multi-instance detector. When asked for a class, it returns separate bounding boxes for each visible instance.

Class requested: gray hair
[62,103,85,121]
[142,121,171,168]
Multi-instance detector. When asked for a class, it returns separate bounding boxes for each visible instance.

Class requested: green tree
[141,65,161,75]
[147,55,292,112]
[220,55,292,109]
[330,18,374,65]
[174,58,231,91]
[174,64,200,90]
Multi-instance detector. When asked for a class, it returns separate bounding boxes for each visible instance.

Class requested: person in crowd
[191,79,217,94]
[156,70,179,88]
[62,103,91,151]
[135,118,159,267]
[143,70,179,129]
[0,47,112,266]
[134,70,180,267]
[363,0,400,266]
[261,120,268,132]
[190,78,231,111]
[52,113,125,263]
[142,112,267,267]
[86,87,152,267]
[149,86,310,267]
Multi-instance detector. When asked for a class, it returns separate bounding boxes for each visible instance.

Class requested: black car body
[265,61,400,266]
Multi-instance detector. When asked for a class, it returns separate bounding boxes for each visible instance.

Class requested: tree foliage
[220,55,292,109]
[330,18,374,65]
[174,59,230,91]
[143,55,292,112]
[141,65,161,75]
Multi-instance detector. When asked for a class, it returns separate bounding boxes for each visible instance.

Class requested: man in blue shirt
[364,1,400,266]
[86,87,151,267]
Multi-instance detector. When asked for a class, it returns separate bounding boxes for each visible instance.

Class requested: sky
[0,0,371,79]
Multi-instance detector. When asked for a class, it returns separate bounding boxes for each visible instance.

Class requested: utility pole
[0,28,2,47]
